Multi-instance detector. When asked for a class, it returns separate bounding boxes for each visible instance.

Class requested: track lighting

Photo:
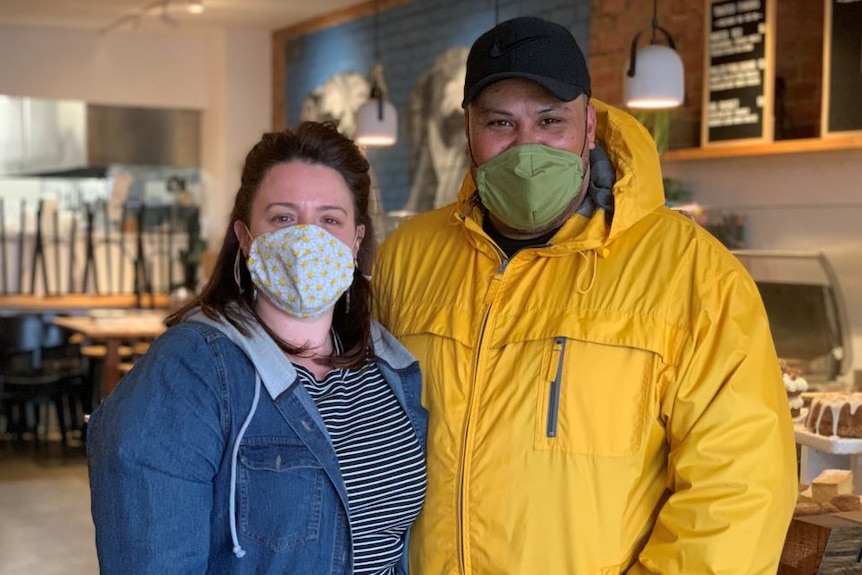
[99,0,204,34]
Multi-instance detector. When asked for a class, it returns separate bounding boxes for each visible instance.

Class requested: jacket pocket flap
[240,443,321,472]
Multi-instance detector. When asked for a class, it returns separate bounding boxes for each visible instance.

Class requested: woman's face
[235,160,365,257]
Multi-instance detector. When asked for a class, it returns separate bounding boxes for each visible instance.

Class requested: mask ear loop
[234,223,256,300]
[234,246,257,302]
[462,120,484,221]
[233,248,245,296]
[345,255,361,315]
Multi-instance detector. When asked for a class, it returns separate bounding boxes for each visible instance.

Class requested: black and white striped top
[296,359,426,575]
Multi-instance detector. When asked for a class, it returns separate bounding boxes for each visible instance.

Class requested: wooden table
[52,311,168,398]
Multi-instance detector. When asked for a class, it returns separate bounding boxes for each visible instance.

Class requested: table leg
[102,338,122,398]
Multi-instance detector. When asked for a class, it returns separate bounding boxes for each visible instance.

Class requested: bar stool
[117,340,152,377]
[80,343,133,410]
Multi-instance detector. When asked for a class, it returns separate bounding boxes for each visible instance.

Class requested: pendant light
[624,0,684,109]
[355,0,397,147]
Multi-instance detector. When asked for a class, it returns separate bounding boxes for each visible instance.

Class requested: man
[373,16,796,575]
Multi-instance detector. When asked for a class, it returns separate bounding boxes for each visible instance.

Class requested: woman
[87,122,427,575]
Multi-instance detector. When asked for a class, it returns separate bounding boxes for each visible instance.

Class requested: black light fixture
[624,0,684,108]
[355,0,398,147]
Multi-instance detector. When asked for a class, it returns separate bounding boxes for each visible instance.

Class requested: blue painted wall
[283,0,591,211]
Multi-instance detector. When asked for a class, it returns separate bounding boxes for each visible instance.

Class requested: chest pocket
[238,440,325,551]
[533,337,654,456]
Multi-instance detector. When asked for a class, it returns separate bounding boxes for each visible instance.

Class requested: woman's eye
[322,217,340,226]
[273,214,295,224]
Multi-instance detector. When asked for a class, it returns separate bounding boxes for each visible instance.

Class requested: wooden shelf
[0,294,171,312]
[661,134,862,162]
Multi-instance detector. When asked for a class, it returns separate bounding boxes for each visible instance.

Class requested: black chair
[42,320,88,438]
[0,314,85,447]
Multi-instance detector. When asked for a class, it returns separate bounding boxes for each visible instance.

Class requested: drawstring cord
[576,249,599,294]
[229,373,262,559]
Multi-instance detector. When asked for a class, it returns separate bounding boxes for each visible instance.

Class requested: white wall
[199,28,272,254]
[0,25,208,108]
[662,148,862,380]
[0,23,272,250]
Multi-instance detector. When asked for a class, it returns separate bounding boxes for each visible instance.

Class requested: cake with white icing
[805,392,862,438]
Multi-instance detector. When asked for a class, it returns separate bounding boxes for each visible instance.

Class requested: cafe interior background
[0,0,861,570]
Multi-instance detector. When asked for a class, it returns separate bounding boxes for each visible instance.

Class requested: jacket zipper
[546,337,566,437]
[458,253,506,574]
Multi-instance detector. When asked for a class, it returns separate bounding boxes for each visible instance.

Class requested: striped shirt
[296,359,426,574]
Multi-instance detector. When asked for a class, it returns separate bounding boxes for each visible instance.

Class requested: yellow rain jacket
[373,100,797,575]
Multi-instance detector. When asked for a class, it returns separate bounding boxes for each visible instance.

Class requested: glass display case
[733,249,852,386]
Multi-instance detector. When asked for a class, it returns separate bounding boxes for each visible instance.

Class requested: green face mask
[476,143,585,231]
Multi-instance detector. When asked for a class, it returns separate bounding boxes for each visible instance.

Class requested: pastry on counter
[810,469,853,502]
[780,359,808,418]
[793,469,862,516]
[805,392,862,438]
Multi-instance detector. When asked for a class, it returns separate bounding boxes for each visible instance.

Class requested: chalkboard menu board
[702,0,775,146]
[822,0,862,135]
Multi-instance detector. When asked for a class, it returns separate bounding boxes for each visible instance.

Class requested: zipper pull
[546,337,566,438]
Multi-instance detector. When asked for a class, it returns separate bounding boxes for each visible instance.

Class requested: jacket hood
[455,99,665,251]
[185,306,416,401]
[187,307,298,401]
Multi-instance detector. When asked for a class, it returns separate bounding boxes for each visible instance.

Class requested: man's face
[465,78,597,238]
[465,78,596,168]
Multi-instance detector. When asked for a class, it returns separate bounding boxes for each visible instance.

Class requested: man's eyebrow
[474,105,513,116]
[474,103,571,116]
[536,103,572,114]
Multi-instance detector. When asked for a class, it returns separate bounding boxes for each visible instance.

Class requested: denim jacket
[87,308,426,575]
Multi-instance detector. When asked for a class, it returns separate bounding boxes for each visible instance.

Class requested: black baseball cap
[462,16,591,108]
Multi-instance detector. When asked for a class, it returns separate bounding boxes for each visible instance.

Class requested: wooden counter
[0,294,170,312]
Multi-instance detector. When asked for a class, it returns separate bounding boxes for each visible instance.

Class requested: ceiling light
[356,65,398,146]
[624,0,684,109]
[355,0,397,147]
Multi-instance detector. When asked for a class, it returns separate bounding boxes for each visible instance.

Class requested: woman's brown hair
[166,121,375,369]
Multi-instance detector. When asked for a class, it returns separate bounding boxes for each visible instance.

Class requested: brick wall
[774,0,823,140]
[589,0,825,148]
